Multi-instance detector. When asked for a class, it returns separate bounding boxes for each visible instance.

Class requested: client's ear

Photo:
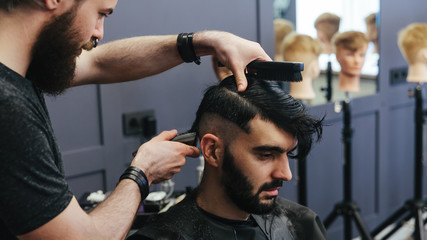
[200,134,224,168]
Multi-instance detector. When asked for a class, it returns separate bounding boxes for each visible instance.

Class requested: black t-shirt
[0,62,73,238]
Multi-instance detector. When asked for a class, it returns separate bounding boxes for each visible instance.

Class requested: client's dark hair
[191,75,323,160]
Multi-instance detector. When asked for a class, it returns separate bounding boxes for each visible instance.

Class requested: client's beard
[221,147,282,214]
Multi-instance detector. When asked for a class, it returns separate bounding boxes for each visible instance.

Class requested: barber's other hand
[194,31,272,91]
[132,130,200,184]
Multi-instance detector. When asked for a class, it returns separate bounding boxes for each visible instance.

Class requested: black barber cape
[128,189,327,240]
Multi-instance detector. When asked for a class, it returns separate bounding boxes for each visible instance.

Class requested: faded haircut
[190,76,323,160]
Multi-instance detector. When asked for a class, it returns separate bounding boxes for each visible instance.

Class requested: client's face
[220,117,296,214]
[336,45,368,77]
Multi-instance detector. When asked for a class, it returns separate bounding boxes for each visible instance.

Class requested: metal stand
[371,84,426,240]
[323,95,373,240]
[297,157,307,206]
[321,60,333,102]
[296,99,308,206]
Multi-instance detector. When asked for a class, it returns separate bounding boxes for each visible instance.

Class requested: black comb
[246,60,304,82]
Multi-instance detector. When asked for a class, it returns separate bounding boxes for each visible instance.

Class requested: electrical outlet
[122,110,155,136]
[390,66,408,85]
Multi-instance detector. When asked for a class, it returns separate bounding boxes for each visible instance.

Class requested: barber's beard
[221,147,283,215]
[27,6,88,96]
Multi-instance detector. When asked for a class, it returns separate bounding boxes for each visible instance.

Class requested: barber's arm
[72,31,271,91]
[18,130,199,240]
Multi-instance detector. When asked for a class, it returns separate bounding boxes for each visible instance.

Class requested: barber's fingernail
[238,83,244,90]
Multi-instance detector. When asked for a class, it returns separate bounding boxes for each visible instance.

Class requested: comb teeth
[246,61,304,82]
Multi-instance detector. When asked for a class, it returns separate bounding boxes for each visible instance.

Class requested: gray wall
[45,0,427,239]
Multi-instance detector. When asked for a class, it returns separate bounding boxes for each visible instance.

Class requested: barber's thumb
[233,71,248,92]
[152,129,178,141]
[186,146,200,158]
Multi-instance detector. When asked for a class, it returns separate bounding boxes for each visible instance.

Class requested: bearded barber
[0,0,271,239]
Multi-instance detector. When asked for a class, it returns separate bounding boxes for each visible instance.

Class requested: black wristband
[177,32,201,65]
[119,166,149,200]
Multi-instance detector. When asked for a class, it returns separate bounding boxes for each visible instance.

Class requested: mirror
[274,0,380,106]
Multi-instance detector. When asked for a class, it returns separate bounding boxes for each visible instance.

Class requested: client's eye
[258,153,274,160]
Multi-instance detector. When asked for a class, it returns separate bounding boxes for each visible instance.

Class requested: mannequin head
[333,31,369,92]
[274,18,294,61]
[282,33,323,100]
[365,13,379,53]
[314,13,341,54]
[398,23,427,83]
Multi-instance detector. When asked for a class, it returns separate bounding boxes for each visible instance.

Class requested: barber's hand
[195,31,272,91]
[131,130,200,184]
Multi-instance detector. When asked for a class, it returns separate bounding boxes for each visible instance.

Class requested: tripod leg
[413,208,426,240]
[371,204,409,236]
[344,214,352,240]
[297,158,307,206]
[324,207,339,229]
[352,210,373,240]
[380,212,413,240]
